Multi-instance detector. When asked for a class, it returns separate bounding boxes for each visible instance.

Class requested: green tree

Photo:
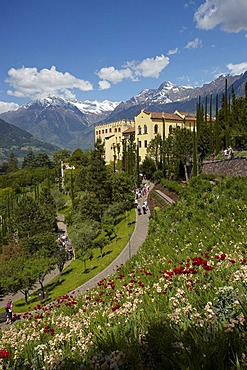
[22,150,35,168]
[39,187,57,232]
[0,255,40,304]
[141,157,156,180]
[111,171,134,209]
[215,94,220,155]
[55,247,68,274]
[33,153,53,168]
[7,153,18,173]
[53,149,71,165]
[70,220,100,269]
[147,133,163,170]
[33,256,56,296]
[14,195,43,238]
[85,139,112,209]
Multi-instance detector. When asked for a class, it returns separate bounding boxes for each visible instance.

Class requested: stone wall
[202,158,247,177]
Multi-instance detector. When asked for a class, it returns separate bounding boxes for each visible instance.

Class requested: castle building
[95,120,134,163]
[95,110,196,164]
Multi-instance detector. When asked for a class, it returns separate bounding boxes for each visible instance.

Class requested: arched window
[138,125,142,135]
[154,124,158,134]
[169,125,173,133]
[144,124,148,134]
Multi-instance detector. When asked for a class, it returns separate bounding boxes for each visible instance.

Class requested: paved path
[0,187,153,310]
[74,191,152,296]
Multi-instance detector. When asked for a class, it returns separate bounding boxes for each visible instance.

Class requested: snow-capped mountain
[0,96,120,150]
[24,96,120,116]
[1,71,246,151]
[104,72,247,123]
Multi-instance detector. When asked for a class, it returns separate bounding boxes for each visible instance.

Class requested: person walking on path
[5,299,13,324]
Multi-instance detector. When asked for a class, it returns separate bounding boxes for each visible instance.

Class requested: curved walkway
[0,185,154,310]
[74,190,152,296]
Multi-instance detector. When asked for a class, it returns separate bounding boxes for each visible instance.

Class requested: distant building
[95,110,196,164]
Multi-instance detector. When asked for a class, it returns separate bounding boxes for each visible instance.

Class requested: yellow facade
[95,120,134,163]
[135,110,196,162]
[95,110,196,164]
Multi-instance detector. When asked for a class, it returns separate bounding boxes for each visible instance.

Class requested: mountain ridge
[0,118,59,163]
[1,71,246,150]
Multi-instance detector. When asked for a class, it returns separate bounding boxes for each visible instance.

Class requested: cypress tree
[192,122,197,177]
[122,139,127,172]
[136,144,140,188]
[209,94,213,154]
[215,94,220,155]
[204,96,208,124]
[225,78,230,147]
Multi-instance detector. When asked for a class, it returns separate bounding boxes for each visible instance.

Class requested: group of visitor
[57,235,74,259]
[134,182,150,199]
[224,146,234,159]
[134,182,150,215]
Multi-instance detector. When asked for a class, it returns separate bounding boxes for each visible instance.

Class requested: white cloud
[0,101,20,114]
[97,54,169,86]
[194,0,247,32]
[185,37,202,49]
[6,66,93,100]
[131,54,169,78]
[167,48,179,55]
[226,62,247,75]
[98,80,111,90]
[96,66,133,84]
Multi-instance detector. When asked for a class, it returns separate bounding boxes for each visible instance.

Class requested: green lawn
[12,209,136,313]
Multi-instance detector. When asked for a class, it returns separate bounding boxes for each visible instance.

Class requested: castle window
[139,141,142,148]
[109,128,112,133]
[154,124,158,134]
[144,140,148,148]
[115,128,117,133]
[96,131,98,135]
[105,129,108,133]
[99,130,101,135]
[144,124,148,134]
[102,129,104,134]
[138,125,142,135]
[169,125,173,133]
[118,127,121,132]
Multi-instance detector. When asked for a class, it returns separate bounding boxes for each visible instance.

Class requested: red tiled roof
[164,113,183,121]
[179,112,197,119]
[140,110,183,121]
[123,126,135,134]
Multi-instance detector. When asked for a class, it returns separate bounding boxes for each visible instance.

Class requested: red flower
[229,259,236,263]
[203,265,213,271]
[220,253,226,260]
[112,304,120,312]
[0,349,10,358]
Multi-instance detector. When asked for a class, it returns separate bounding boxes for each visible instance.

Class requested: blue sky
[1,0,247,113]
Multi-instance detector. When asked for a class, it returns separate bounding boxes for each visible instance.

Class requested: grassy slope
[11,209,136,312]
